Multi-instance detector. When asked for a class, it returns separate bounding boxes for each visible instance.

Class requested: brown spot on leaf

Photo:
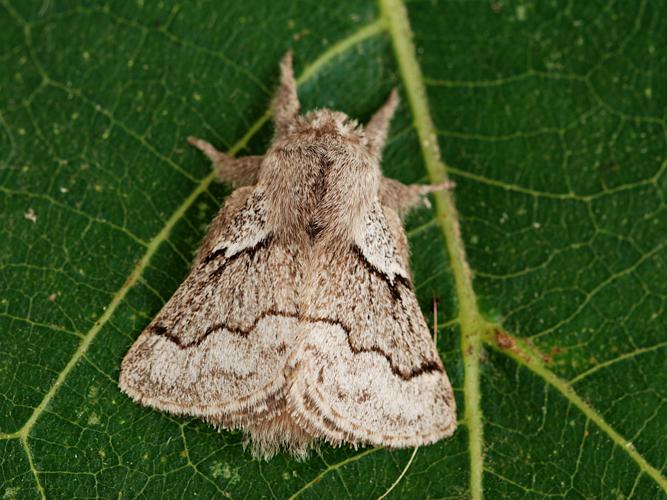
[495,329,515,349]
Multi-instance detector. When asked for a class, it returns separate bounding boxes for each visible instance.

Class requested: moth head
[292,109,364,143]
[286,92,400,159]
[273,52,399,160]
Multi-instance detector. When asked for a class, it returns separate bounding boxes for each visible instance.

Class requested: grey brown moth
[119,52,457,459]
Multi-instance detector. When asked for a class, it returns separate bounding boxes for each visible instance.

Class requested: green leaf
[1,0,666,498]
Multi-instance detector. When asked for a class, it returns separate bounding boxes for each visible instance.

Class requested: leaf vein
[484,329,667,491]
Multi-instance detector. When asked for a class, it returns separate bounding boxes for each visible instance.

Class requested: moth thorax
[262,147,327,243]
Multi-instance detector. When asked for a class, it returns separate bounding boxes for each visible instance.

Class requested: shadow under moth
[119,52,457,459]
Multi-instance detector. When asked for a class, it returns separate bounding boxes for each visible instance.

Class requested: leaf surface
[1,0,666,498]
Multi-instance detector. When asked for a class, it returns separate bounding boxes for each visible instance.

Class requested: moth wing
[287,203,457,447]
[119,186,301,424]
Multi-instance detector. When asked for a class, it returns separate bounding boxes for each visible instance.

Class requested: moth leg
[380,177,454,216]
[365,89,399,157]
[273,51,300,133]
[188,136,263,186]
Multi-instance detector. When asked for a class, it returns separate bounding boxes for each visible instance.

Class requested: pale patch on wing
[121,315,300,418]
[211,187,271,258]
[288,321,456,447]
[353,202,408,283]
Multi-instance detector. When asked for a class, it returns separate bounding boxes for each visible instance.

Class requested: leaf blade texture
[1,0,666,497]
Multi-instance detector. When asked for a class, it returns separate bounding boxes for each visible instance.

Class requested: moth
[119,52,457,459]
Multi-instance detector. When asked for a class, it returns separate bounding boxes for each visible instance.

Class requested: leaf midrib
[380,1,485,497]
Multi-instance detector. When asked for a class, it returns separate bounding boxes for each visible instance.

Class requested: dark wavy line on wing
[150,310,443,381]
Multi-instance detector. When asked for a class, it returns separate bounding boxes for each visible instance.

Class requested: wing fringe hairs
[119,52,457,460]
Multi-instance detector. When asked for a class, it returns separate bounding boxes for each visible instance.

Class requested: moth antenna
[365,88,399,157]
[273,51,300,133]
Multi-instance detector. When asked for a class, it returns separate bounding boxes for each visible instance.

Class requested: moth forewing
[119,51,456,459]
